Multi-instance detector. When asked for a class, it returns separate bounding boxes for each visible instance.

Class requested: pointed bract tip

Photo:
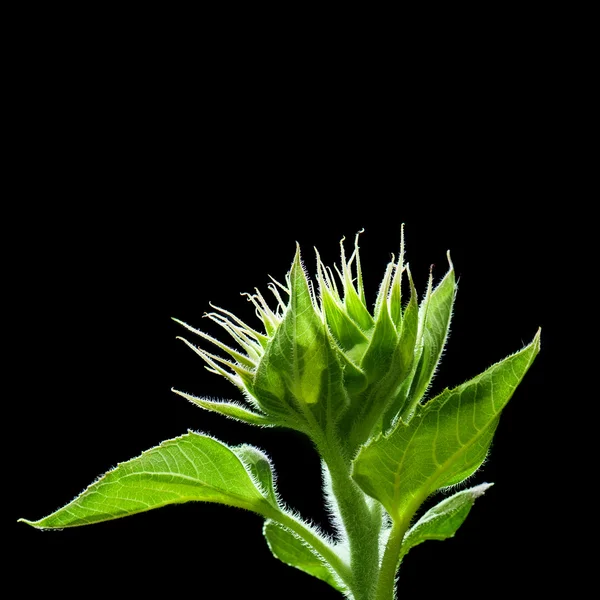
[293,241,302,261]
[17,518,37,527]
[446,250,454,270]
[471,482,494,498]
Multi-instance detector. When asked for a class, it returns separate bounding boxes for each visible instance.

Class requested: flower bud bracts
[176,229,455,452]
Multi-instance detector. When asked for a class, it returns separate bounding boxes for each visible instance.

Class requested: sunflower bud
[174,228,455,452]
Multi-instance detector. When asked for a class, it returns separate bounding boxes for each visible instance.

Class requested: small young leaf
[19,432,276,529]
[401,482,493,556]
[352,331,540,520]
[263,520,346,594]
[234,444,279,508]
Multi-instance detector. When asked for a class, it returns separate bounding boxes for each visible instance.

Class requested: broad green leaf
[352,331,540,519]
[250,248,348,430]
[172,389,274,426]
[401,483,493,556]
[20,432,275,529]
[234,444,279,508]
[263,520,346,593]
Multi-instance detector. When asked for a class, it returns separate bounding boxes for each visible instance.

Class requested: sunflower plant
[20,228,540,600]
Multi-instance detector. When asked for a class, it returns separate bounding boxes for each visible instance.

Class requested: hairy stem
[374,520,407,600]
[374,496,423,600]
[318,435,381,600]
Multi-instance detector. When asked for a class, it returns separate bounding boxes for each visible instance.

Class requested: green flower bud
[175,228,455,452]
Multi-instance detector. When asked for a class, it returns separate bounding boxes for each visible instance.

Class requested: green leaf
[391,267,420,402]
[346,270,420,451]
[339,237,374,332]
[172,389,274,426]
[352,330,540,520]
[334,346,368,397]
[360,274,399,385]
[401,483,493,556]
[19,432,276,529]
[234,444,279,508]
[382,261,454,430]
[250,248,348,431]
[263,520,346,594]
[407,256,456,409]
[320,276,370,355]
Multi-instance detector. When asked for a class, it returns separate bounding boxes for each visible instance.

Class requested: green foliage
[401,483,493,556]
[21,229,539,600]
[264,520,347,594]
[19,432,278,529]
[352,332,540,520]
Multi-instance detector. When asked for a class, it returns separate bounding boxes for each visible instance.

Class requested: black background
[9,12,583,599]
[12,201,557,598]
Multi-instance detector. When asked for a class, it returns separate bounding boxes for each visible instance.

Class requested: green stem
[374,520,407,600]
[374,496,423,600]
[318,436,381,600]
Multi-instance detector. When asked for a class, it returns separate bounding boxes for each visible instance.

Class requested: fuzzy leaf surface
[347,273,419,451]
[401,482,493,555]
[352,331,540,519]
[234,444,279,508]
[251,249,348,429]
[20,432,275,529]
[263,520,345,593]
[173,389,273,426]
[407,261,456,408]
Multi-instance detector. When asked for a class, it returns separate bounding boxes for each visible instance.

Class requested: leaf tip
[17,517,38,528]
[471,482,494,499]
[529,327,542,354]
